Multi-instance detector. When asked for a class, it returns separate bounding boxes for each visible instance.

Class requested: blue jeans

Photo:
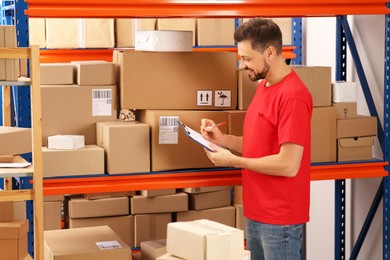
[246,219,303,260]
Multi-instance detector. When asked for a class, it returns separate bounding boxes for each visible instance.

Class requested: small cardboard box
[69,215,134,247]
[43,201,62,231]
[292,66,332,107]
[48,135,85,150]
[40,63,74,85]
[157,18,196,45]
[135,30,193,52]
[311,107,337,163]
[0,127,32,156]
[114,50,237,110]
[96,121,150,174]
[139,189,176,198]
[197,18,236,46]
[115,18,156,47]
[337,116,377,139]
[0,201,14,222]
[71,61,116,86]
[141,239,167,260]
[332,102,358,119]
[44,226,132,260]
[80,19,115,48]
[189,189,232,210]
[332,81,357,102]
[130,192,188,215]
[176,206,236,228]
[42,145,104,177]
[134,213,171,247]
[68,197,129,219]
[138,110,228,171]
[46,18,79,48]
[0,219,29,260]
[337,136,374,162]
[167,219,244,260]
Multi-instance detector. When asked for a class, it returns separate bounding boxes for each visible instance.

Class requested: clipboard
[177,120,216,152]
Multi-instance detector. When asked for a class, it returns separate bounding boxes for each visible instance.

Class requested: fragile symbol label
[215,90,231,107]
[197,90,212,106]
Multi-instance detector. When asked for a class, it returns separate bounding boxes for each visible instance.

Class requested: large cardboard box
[40,63,74,85]
[43,201,62,231]
[80,19,115,48]
[130,193,188,214]
[189,189,232,210]
[338,136,374,162]
[41,84,117,146]
[4,25,19,81]
[29,18,46,48]
[71,61,116,86]
[237,70,259,110]
[157,18,196,45]
[0,127,31,155]
[0,219,29,260]
[167,219,244,260]
[176,206,236,228]
[44,226,132,260]
[228,110,246,136]
[141,239,167,260]
[134,213,171,247]
[138,110,228,171]
[46,18,79,48]
[337,116,377,139]
[114,51,237,110]
[42,145,104,177]
[96,121,150,174]
[292,66,332,107]
[332,102,358,119]
[68,197,129,219]
[311,107,337,163]
[197,19,235,46]
[135,30,193,52]
[0,201,14,222]
[115,18,156,47]
[69,215,134,247]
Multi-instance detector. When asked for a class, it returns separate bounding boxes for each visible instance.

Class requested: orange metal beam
[42,162,388,196]
[25,0,390,18]
[39,46,296,63]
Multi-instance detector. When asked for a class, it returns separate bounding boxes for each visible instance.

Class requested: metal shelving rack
[12,0,390,259]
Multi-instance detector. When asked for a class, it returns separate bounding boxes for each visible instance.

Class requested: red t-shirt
[242,70,313,225]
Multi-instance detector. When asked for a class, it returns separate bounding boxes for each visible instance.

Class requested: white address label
[96,240,122,250]
[158,116,179,144]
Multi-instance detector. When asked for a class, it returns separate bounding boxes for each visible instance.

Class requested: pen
[215,121,227,127]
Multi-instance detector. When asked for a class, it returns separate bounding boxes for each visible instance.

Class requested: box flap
[339,137,374,148]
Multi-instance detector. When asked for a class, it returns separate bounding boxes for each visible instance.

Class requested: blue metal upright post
[291,18,302,65]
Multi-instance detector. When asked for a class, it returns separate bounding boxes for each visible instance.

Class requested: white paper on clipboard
[177,120,216,152]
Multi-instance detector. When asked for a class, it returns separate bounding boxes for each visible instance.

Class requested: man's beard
[246,62,270,82]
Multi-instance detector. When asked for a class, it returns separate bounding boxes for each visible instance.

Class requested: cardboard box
[167,219,244,260]
[0,127,31,155]
[292,66,332,107]
[4,25,19,81]
[13,201,26,220]
[180,186,231,194]
[41,84,117,146]
[71,61,116,86]
[96,121,150,174]
[135,30,193,52]
[332,81,357,102]
[311,107,337,163]
[29,18,46,48]
[69,215,134,247]
[0,219,29,260]
[338,136,374,162]
[48,135,85,150]
[0,201,14,222]
[189,189,232,210]
[115,18,156,47]
[141,239,167,260]
[68,196,129,218]
[130,192,188,214]
[228,110,246,137]
[157,18,196,45]
[176,206,236,228]
[114,51,237,110]
[44,226,132,260]
[42,145,104,177]
[138,110,228,171]
[84,191,135,200]
[44,195,65,202]
[157,254,183,260]
[134,213,171,247]
[237,70,259,110]
[44,201,62,231]
[233,185,243,205]
[139,189,176,198]
[80,19,115,48]
[46,18,79,48]
[40,63,74,85]
[332,102,358,119]
[337,116,377,139]
[197,18,236,46]
[0,26,6,80]
[0,155,13,163]
[235,204,247,239]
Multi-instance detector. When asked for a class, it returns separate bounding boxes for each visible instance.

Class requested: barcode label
[92,89,112,116]
[93,89,112,99]
[96,241,122,251]
[160,117,178,127]
[159,116,179,144]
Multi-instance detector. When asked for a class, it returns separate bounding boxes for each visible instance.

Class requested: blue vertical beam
[383,5,390,259]
[292,17,302,65]
[335,16,347,260]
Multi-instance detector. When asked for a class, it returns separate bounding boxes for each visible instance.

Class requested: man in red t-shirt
[201,18,313,260]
